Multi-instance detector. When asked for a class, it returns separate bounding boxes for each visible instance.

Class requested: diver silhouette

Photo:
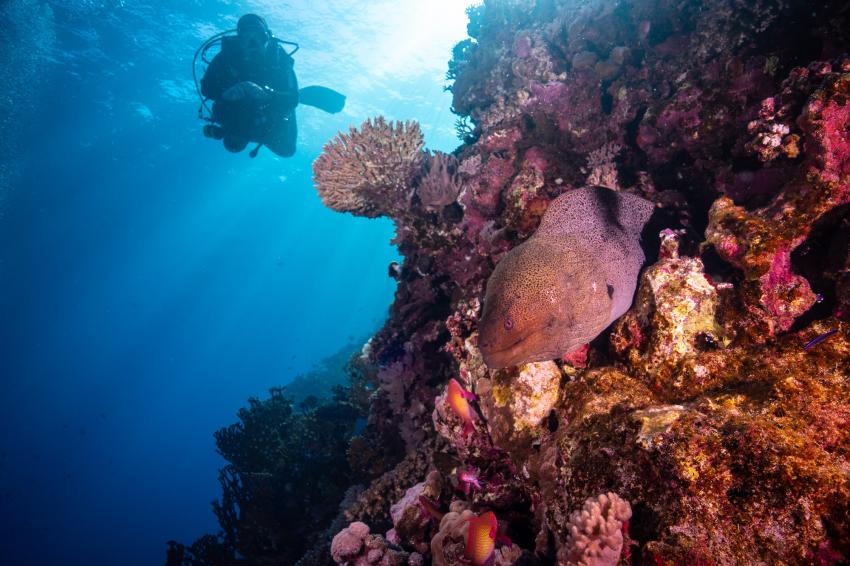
[194,14,346,158]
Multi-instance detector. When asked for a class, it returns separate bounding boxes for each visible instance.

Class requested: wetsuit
[200,36,298,157]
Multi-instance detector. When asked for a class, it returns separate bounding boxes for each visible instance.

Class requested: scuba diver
[194,14,346,158]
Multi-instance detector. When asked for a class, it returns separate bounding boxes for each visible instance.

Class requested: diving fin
[298,86,346,114]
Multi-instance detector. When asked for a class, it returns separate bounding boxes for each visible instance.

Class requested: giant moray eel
[479,186,654,369]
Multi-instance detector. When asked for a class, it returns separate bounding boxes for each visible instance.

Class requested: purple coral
[330,522,408,566]
[389,471,443,554]
[313,116,425,218]
[331,522,371,564]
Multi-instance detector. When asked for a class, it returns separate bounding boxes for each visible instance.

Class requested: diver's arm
[200,54,228,100]
[264,86,299,109]
[265,56,299,110]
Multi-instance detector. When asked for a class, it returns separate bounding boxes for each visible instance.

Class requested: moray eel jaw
[478,316,530,369]
[479,325,553,368]
[480,303,609,368]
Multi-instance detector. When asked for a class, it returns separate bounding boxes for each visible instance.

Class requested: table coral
[313,116,425,219]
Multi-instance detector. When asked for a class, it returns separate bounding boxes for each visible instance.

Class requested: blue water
[0,1,471,564]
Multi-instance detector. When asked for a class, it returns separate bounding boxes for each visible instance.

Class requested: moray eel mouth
[480,327,545,369]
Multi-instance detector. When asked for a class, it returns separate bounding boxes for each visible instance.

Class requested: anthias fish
[447,378,477,436]
[465,511,497,566]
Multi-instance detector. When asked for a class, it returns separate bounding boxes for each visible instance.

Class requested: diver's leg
[213,100,252,152]
[223,135,249,153]
[203,124,224,140]
[263,112,297,157]
[205,101,227,140]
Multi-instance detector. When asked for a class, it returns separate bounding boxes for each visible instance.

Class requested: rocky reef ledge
[169,1,850,565]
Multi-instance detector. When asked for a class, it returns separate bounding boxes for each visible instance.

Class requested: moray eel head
[479,237,612,369]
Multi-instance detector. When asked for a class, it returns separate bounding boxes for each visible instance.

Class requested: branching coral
[584,142,622,189]
[342,445,434,526]
[166,357,369,565]
[313,116,425,218]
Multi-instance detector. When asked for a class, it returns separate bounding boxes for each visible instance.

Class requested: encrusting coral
[171,1,850,565]
[612,229,727,392]
[389,471,444,554]
[476,360,561,456]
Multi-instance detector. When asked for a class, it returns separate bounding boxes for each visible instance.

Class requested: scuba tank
[192,29,299,123]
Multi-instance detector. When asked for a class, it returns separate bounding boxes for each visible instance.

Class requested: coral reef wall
[171,1,850,564]
[314,1,850,565]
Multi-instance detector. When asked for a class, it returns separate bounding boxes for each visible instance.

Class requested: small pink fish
[465,511,497,566]
[447,378,478,436]
[457,469,483,495]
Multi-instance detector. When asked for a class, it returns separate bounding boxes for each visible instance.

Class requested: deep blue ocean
[0,1,469,564]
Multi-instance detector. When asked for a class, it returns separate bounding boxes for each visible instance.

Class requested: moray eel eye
[503,316,514,331]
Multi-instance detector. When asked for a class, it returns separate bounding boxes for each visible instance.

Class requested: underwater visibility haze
[0,1,470,564]
[4,0,850,565]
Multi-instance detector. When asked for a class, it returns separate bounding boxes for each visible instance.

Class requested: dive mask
[239,29,268,51]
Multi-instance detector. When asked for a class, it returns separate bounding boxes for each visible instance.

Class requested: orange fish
[447,378,477,436]
[465,511,497,566]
